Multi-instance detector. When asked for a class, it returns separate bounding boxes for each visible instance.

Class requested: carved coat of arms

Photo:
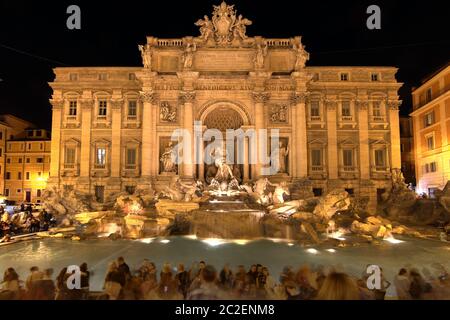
[195,1,252,45]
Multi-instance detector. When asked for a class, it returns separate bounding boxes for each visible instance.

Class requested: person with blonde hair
[316,272,360,300]
[104,261,122,300]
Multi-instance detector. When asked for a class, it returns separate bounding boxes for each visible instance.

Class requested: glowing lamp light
[139,238,155,244]
[306,248,319,255]
[202,238,227,247]
[384,235,404,244]
[233,239,249,246]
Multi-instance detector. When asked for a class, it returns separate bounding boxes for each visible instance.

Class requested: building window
[37,158,44,163]
[128,101,137,117]
[4,189,9,197]
[26,158,30,163]
[372,101,382,117]
[28,143,31,150]
[35,130,42,137]
[26,172,30,180]
[129,73,136,80]
[40,143,43,150]
[125,186,136,195]
[69,73,78,81]
[424,112,435,127]
[28,131,33,137]
[345,188,354,195]
[18,172,22,180]
[6,158,10,164]
[340,73,349,81]
[374,149,386,168]
[65,147,76,164]
[400,144,405,152]
[98,100,108,116]
[0,132,2,140]
[430,162,437,172]
[341,101,351,117]
[310,101,320,118]
[311,149,322,169]
[98,73,107,80]
[426,88,432,103]
[37,189,42,197]
[312,188,323,197]
[96,148,107,166]
[18,158,22,164]
[69,101,78,116]
[0,148,2,157]
[95,186,105,203]
[371,73,379,81]
[126,148,137,169]
[426,135,435,151]
[343,149,353,167]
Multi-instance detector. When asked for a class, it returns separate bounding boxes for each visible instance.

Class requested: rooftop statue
[195,1,252,45]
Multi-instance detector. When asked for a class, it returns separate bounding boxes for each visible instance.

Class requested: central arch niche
[197,101,250,182]
[204,107,244,131]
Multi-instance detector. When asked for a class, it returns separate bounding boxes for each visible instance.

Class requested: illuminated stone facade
[3,129,51,203]
[411,63,450,197]
[48,2,402,210]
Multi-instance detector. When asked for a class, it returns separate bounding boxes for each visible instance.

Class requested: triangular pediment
[338,138,356,146]
[308,138,327,145]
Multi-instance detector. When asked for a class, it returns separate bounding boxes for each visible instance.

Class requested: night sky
[0,0,449,129]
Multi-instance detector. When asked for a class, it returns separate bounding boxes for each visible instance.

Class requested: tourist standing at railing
[103,262,122,300]
[315,272,360,300]
[175,263,190,299]
[394,268,412,300]
[219,264,234,291]
[187,265,224,300]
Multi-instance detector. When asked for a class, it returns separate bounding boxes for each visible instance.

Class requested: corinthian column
[325,99,338,180]
[180,91,196,180]
[140,91,156,179]
[252,91,270,178]
[388,100,402,169]
[110,99,123,178]
[292,92,308,178]
[357,100,370,179]
[79,99,93,179]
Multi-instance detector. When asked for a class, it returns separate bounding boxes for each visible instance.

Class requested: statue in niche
[195,15,214,41]
[293,41,310,70]
[182,42,197,70]
[160,102,177,122]
[138,44,152,69]
[160,141,177,173]
[254,42,268,70]
[232,14,252,40]
[276,140,289,174]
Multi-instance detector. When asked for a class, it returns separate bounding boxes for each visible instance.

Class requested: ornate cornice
[139,91,157,104]
[179,91,197,103]
[387,100,402,110]
[252,91,270,103]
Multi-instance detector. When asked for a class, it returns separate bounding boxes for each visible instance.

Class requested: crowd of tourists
[1,258,449,300]
[0,204,56,241]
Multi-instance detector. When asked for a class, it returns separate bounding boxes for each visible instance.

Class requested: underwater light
[160,239,171,244]
[384,235,404,244]
[306,248,319,254]
[326,249,337,253]
[139,238,155,244]
[202,238,227,247]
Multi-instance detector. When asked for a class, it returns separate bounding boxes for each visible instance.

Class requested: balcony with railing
[309,165,327,179]
[338,115,357,128]
[370,114,388,129]
[307,115,325,128]
[122,164,140,178]
[91,163,109,177]
[370,165,391,179]
[339,166,359,179]
[61,163,79,177]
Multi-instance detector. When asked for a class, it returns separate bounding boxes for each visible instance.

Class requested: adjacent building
[410,63,450,197]
[3,129,51,203]
[47,2,402,210]
[0,115,35,197]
